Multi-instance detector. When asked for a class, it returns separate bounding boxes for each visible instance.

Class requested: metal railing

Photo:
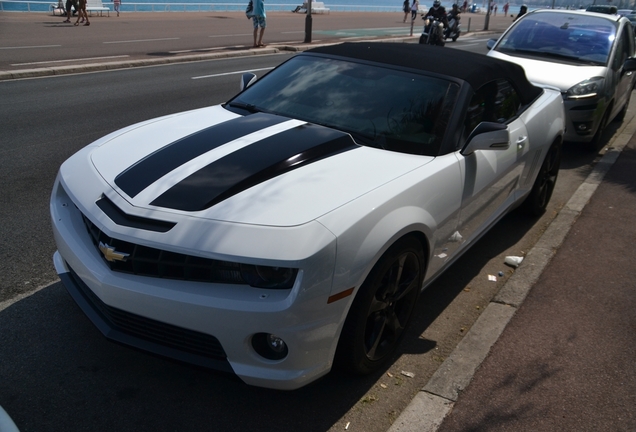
[0,0,401,12]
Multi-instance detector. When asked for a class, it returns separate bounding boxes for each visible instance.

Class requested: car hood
[89,105,433,227]
[488,50,607,91]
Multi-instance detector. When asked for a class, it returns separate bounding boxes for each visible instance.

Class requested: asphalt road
[0,30,629,432]
[0,11,515,73]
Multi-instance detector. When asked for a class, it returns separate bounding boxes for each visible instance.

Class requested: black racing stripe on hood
[150,123,359,212]
[115,113,289,198]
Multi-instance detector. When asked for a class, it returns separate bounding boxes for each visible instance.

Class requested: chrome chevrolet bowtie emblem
[98,242,129,262]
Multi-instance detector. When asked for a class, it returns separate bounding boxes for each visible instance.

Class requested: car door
[455,79,529,246]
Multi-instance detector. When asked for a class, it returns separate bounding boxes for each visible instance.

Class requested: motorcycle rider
[445,3,460,39]
[423,0,449,41]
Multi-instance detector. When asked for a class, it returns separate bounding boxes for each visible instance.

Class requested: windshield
[226,55,459,156]
[495,12,617,65]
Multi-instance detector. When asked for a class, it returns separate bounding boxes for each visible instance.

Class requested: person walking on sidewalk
[251,0,266,48]
[410,0,419,21]
[74,0,90,26]
[112,0,121,16]
[403,0,410,22]
[62,0,78,23]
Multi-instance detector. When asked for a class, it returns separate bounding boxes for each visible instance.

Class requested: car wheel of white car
[335,236,425,375]
[521,140,562,216]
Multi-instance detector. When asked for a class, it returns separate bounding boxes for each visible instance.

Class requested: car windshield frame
[226,54,460,157]
[495,12,618,66]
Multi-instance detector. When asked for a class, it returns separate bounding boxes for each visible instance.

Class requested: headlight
[240,264,298,289]
[566,77,604,99]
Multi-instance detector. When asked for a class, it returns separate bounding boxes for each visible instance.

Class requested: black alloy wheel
[521,140,562,216]
[335,236,425,375]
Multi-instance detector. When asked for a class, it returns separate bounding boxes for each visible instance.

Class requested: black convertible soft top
[307,43,543,105]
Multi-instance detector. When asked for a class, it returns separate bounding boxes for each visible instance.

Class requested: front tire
[335,236,425,375]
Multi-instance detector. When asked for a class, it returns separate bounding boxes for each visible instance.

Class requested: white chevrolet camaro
[51,43,565,390]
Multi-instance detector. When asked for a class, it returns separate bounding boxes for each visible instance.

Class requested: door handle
[516,136,527,150]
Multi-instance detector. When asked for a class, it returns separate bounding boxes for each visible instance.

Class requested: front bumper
[55,253,233,373]
[50,173,348,390]
[563,97,605,142]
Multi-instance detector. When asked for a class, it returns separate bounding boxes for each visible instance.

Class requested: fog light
[252,333,289,360]
[573,121,593,135]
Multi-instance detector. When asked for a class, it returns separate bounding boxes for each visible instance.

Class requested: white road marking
[209,33,252,38]
[104,37,180,44]
[0,45,61,50]
[0,279,59,313]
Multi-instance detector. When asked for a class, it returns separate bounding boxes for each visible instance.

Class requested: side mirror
[623,57,636,72]
[461,122,510,155]
[240,73,257,91]
[486,38,497,50]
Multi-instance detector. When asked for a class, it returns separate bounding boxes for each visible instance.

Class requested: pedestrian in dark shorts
[74,0,90,26]
[62,0,78,23]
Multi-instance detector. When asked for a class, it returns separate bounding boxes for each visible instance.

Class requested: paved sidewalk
[390,112,636,431]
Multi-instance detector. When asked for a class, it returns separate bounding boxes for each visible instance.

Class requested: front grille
[82,214,246,284]
[68,267,227,361]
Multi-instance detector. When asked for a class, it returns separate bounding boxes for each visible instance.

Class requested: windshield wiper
[226,101,261,113]
[347,131,388,150]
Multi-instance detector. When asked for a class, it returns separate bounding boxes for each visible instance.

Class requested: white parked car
[51,43,565,390]
[487,9,636,149]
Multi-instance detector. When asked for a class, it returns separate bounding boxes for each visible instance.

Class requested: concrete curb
[387,109,636,432]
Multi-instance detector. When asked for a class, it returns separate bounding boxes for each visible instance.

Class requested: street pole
[483,0,491,30]
[304,0,313,43]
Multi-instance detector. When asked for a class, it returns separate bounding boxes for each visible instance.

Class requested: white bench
[311,1,330,13]
[292,1,330,14]
[50,0,66,15]
[50,4,66,15]
[86,0,110,16]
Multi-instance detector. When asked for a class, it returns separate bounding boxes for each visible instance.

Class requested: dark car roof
[306,42,543,105]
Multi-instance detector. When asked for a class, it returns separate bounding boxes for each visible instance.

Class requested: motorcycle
[445,14,461,41]
[419,16,445,46]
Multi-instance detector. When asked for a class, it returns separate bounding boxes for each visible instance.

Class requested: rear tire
[521,140,561,216]
[335,236,425,375]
